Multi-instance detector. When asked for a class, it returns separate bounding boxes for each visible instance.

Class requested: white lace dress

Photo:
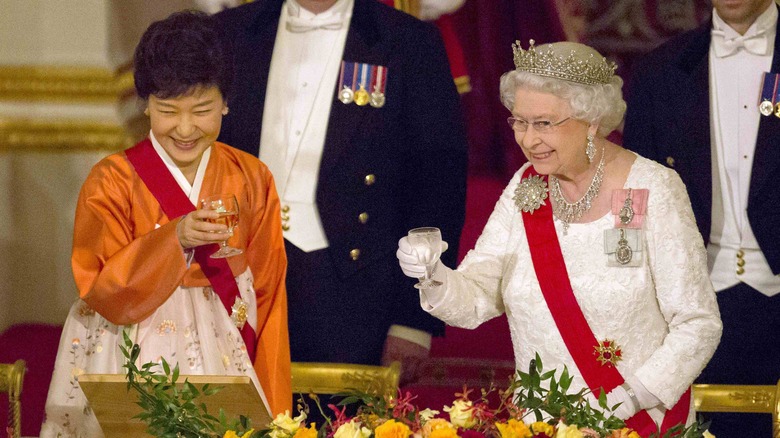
[425,155,722,425]
[39,270,268,438]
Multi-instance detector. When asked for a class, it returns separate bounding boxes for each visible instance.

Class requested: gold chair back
[0,360,26,438]
[692,380,780,438]
[291,361,401,399]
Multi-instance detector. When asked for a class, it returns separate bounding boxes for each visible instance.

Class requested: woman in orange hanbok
[41,11,291,437]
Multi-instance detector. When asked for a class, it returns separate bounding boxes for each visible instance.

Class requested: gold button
[737,249,745,258]
[358,212,369,224]
[281,213,290,221]
[737,258,745,267]
[364,174,376,186]
[282,205,290,213]
[282,224,290,231]
[349,248,361,261]
[737,266,745,275]
[666,156,675,168]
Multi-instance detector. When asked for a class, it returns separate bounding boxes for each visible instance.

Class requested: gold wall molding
[0,119,143,152]
[0,65,135,103]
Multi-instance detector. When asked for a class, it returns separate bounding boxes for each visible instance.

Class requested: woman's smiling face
[147,85,226,173]
[511,87,594,179]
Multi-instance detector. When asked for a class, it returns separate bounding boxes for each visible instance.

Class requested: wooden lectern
[79,374,271,438]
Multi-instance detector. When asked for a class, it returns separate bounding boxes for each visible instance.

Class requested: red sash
[519,166,689,436]
[125,139,257,360]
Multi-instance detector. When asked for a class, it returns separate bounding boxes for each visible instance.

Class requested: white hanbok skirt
[40,268,268,438]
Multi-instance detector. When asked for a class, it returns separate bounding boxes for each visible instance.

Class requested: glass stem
[425,264,435,281]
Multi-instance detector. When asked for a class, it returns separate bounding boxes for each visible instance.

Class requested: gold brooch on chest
[231,298,248,330]
[513,174,549,213]
[594,339,623,367]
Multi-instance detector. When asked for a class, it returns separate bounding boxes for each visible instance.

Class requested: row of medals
[339,85,385,108]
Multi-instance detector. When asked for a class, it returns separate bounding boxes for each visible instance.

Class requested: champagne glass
[200,194,243,259]
[407,227,444,289]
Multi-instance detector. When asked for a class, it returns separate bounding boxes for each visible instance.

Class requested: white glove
[396,235,449,279]
[605,384,639,420]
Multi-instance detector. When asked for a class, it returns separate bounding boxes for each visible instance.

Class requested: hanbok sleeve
[632,166,722,408]
[72,157,188,325]
[423,170,526,328]
[244,165,291,416]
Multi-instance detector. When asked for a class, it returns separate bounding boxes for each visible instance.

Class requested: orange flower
[430,427,459,438]
[496,419,532,438]
[293,423,318,438]
[607,428,640,438]
[375,419,412,438]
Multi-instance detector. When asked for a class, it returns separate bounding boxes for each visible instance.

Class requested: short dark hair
[133,10,232,100]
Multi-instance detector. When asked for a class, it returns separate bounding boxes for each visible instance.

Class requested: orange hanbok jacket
[71,141,291,415]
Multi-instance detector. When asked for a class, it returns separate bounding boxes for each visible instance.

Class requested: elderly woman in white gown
[397,41,721,435]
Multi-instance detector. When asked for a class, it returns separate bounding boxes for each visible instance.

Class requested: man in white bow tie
[212,0,467,388]
[624,0,780,436]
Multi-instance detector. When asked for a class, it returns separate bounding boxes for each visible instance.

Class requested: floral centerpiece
[119,333,709,438]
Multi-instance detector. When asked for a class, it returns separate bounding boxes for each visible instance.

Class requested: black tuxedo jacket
[624,15,780,275]
[213,0,467,348]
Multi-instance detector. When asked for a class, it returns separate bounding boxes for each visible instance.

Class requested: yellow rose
[495,419,532,438]
[429,428,459,438]
[530,422,554,437]
[443,400,477,429]
[224,431,240,438]
[554,424,582,438]
[422,418,456,438]
[334,420,372,438]
[375,419,412,438]
[242,429,256,438]
[293,423,318,438]
[703,432,716,438]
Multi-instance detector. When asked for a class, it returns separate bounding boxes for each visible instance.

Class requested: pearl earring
[585,134,596,164]
[222,107,229,116]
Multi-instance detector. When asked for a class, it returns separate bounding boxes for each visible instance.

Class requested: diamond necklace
[548,146,605,232]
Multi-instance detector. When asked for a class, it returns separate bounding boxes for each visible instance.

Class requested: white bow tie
[286,14,344,33]
[712,29,769,57]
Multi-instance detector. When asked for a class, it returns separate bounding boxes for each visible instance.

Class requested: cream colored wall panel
[0,0,110,66]
[0,151,105,332]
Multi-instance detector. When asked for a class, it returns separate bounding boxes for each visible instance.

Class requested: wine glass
[407,227,444,289]
[200,194,243,259]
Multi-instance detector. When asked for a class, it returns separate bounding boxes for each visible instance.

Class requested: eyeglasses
[506,116,571,133]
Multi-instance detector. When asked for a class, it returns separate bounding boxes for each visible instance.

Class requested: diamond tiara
[512,40,617,86]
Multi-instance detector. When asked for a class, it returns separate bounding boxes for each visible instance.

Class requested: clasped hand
[177,210,232,249]
[396,236,449,278]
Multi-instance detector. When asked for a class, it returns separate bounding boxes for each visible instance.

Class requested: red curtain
[451,0,567,179]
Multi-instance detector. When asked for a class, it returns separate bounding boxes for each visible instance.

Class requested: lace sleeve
[633,164,722,408]
[425,167,528,328]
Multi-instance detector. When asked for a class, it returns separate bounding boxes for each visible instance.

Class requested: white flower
[419,408,440,422]
[554,422,583,438]
[269,410,306,438]
[442,400,476,428]
[334,420,371,438]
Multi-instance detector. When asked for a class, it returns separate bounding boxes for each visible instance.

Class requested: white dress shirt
[260,0,432,347]
[260,0,352,252]
[708,4,780,297]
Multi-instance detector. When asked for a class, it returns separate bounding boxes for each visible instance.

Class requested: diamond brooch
[513,175,549,213]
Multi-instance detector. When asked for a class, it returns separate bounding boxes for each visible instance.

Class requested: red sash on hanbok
[519,166,690,436]
[125,139,257,360]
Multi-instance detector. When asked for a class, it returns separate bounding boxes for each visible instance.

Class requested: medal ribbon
[125,139,257,360]
[519,166,690,436]
[759,72,777,112]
